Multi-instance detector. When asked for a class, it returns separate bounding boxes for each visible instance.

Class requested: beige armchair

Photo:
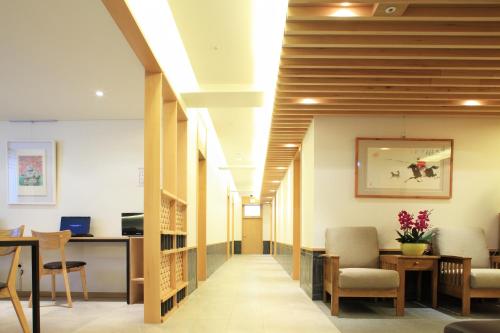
[323,226,402,316]
[432,227,500,315]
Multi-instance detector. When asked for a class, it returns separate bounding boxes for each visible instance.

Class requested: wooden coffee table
[380,255,440,315]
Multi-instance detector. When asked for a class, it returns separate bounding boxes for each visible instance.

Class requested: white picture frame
[7,140,57,205]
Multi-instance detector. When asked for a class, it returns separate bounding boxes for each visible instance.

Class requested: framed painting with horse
[355,138,453,199]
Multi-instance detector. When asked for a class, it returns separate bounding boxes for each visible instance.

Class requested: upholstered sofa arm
[491,256,500,268]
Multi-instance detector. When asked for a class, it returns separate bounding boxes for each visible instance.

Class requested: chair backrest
[0,225,25,256]
[432,227,490,268]
[325,226,380,268]
[31,230,71,250]
[0,225,25,287]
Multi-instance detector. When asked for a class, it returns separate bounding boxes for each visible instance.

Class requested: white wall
[301,121,315,248]
[185,110,240,246]
[275,162,294,245]
[233,194,242,241]
[0,120,144,292]
[262,203,271,241]
[311,115,500,249]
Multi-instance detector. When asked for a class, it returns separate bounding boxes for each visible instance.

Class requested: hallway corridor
[162,255,341,332]
[0,255,341,333]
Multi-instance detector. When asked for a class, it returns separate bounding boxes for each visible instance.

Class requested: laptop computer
[60,216,93,237]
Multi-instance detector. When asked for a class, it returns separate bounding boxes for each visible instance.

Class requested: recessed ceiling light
[330,8,357,17]
[463,100,481,106]
[380,147,390,151]
[385,6,397,14]
[95,90,104,97]
[300,98,318,105]
[276,166,287,170]
[283,143,299,148]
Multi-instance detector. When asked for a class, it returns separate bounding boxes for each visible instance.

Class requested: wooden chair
[323,226,403,316]
[29,230,88,308]
[0,225,30,333]
[432,227,500,315]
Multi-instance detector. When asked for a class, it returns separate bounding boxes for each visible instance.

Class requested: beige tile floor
[0,255,341,333]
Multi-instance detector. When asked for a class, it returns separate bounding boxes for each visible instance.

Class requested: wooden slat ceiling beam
[260,0,500,201]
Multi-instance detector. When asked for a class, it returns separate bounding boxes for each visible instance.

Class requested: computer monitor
[60,216,91,236]
[121,213,144,236]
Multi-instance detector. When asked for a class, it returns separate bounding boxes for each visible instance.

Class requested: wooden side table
[380,255,440,315]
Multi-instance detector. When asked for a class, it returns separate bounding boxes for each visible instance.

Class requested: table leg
[432,261,438,308]
[31,243,40,333]
[126,239,130,304]
[396,267,405,316]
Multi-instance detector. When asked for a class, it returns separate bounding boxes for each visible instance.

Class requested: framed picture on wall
[355,138,453,199]
[7,140,57,205]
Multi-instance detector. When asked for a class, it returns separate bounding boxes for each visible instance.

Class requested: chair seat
[0,281,6,289]
[43,261,86,270]
[470,269,500,289]
[444,320,500,333]
[339,268,399,289]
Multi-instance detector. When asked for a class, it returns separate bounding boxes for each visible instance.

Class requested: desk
[0,237,40,333]
[69,237,130,303]
[380,255,440,315]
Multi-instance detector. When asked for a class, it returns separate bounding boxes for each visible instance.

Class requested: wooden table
[0,237,40,333]
[380,255,440,315]
[69,237,130,303]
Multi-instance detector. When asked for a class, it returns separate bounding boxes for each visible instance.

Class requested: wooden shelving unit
[144,73,189,323]
[129,237,144,304]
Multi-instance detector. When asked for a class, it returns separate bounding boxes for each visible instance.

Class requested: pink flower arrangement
[396,209,433,244]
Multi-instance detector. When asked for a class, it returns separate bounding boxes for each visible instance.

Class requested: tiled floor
[2,256,499,333]
[0,255,341,333]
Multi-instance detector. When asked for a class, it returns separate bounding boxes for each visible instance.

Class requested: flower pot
[400,243,427,256]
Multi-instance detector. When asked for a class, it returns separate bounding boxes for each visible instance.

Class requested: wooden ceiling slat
[278,77,500,86]
[284,35,500,49]
[282,47,500,60]
[277,84,500,93]
[276,99,500,106]
[279,68,500,79]
[276,92,500,99]
[280,58,500,70]
[287,5,500,21]
[286,21,500,36]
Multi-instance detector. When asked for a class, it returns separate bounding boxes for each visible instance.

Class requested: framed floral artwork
[7,140,57,205]
[355,138,453,199]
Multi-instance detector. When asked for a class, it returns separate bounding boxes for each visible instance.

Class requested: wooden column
[144,72,163,323]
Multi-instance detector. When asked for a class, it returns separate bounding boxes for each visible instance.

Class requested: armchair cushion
[470,269,500,289]
[432,227,490,268]
[339,268,399,289]
[325,227,379,268]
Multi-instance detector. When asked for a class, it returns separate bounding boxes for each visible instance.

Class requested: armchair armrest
[491,256,500,268]
[439,255,471,290]
[439,255,472,263]
[379,255,398,270]
[320,254,339,258]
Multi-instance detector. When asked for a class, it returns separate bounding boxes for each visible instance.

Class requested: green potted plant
[396,210,433,256]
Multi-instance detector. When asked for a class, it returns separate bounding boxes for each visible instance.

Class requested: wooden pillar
[144,72,162,324]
